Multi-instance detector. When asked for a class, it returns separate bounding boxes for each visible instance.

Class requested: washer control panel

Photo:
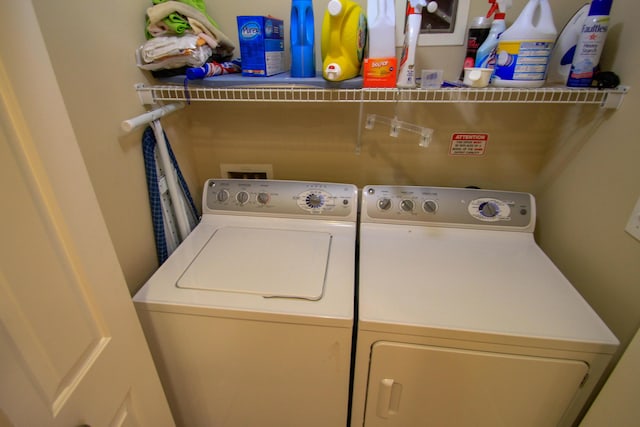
[204,179,357,219]
[363,185,534,229]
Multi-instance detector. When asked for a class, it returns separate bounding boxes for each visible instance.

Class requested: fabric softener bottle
[567,0,613,87]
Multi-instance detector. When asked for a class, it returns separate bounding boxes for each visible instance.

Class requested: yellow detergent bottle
[321,0,367,81]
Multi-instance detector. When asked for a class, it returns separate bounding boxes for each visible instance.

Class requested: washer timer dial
[296,189,335,212]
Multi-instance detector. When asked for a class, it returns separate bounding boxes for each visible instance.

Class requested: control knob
[257,192,270,204]
[306,193,324,209]
[377,198,392,210]
[236,191,249,205]
[400,199,414,212]
[216,189,229,202]
[480,201,499,218]
[423,200,438,214]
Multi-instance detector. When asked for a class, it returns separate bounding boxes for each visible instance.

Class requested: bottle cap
[589,0,613,16]
[328,0,342,16]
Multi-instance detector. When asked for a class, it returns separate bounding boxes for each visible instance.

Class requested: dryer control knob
[217,189,229,202]
[400,199,414,212]
[480,201,499,217]
[377,198,392,210]
[257,192,270,204]
[423,200,438,214]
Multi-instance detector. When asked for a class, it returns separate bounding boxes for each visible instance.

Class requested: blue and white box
[236,16,285,77]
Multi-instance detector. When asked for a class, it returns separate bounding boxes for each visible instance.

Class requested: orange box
[363,57,397,88]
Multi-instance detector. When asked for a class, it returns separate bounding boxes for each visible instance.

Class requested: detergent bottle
[492,0,557,87]
[321,0,367,81]
[290,0,316,77]
[397,0,427,88]
[475,0,511,70]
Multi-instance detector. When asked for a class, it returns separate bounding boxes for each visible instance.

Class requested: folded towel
[151,0,221,29]
[146,1,234,58]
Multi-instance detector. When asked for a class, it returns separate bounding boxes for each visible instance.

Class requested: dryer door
[365,342,588,427]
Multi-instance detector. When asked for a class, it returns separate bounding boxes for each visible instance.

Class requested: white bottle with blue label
[492,0,557,88]
[567,0,613,87]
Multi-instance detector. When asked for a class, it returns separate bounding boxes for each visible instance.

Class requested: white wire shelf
[135,83,628,109]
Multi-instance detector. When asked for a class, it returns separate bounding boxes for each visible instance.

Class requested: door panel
[0,143,108,413]
[0,3,175,425]
[365,341,588,427]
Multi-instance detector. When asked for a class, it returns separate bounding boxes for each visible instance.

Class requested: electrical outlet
[624,196,640,242]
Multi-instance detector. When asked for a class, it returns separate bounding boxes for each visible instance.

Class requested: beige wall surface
[30,0,639,390]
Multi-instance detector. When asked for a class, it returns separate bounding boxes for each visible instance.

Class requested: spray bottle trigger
[486,1,498,18]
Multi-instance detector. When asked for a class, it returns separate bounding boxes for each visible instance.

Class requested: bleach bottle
[321,0,367,81]
[492,0,557,87]
[475,0,511,70]
[290,0,316,77]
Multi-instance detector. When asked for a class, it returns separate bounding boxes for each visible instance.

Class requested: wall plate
[395,0,470,46]
[220,164,273,179]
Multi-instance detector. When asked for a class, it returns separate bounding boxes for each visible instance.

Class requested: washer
[351,185,619,427]
[134,179,357,427]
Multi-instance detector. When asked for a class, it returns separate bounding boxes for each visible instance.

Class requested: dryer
[134,179,357,427]
[351,185,619,427]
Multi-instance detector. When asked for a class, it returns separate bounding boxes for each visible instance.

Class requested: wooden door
[0,3,175,426]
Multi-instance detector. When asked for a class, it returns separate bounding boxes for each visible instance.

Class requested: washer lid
[177,227,331,300]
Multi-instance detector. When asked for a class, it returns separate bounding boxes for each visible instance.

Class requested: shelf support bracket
[600,86,629,109]
[135,83,156,106]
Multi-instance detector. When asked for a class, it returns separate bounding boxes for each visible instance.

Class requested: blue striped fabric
[142,125,199,264]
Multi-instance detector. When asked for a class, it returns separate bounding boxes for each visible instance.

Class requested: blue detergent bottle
[290,0,316,77]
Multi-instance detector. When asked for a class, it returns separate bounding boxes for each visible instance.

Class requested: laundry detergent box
[236,16,285,77]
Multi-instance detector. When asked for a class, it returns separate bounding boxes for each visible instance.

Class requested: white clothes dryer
[351,185,619,427]
[134,179,357,427]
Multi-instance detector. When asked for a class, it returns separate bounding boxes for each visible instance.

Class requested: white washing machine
[134,179,357,427]
[351,185,619,427]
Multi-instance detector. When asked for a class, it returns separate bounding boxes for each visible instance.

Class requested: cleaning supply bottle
[546,4,591,85]
[397,0,428,88]
[567,0,613,87]
[320,0,367,82]
[367,0,395,58]
[492,0,557,88]
[475,0,511,70]
[363,0,396,87]
[290,0,316,77]
[459,16,491,80]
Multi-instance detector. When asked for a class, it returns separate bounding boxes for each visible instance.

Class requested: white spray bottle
[397,0,428,88]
